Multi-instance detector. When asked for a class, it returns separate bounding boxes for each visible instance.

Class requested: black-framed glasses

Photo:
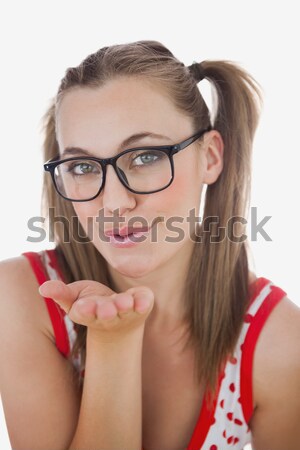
[44,125,212,202]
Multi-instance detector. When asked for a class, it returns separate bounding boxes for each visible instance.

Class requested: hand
[39,279,154,337]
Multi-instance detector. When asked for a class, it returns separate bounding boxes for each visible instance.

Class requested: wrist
[86,323,145,347]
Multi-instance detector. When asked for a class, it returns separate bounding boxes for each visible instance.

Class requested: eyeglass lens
[54,149,172,200]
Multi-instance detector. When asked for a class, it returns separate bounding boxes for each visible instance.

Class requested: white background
[0,1,299,448]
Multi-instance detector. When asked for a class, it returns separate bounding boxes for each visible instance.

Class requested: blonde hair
[41,40,262,400]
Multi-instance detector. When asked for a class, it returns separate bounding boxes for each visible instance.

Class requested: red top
[22,249,287,449]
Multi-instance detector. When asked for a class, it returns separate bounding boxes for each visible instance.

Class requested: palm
[39,279,154,335]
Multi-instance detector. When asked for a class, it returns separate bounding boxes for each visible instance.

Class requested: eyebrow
[61,132,173,158]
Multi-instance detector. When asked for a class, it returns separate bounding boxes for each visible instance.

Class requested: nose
[101,165,136,215]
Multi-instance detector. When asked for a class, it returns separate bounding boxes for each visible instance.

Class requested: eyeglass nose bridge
[99,157,130,194]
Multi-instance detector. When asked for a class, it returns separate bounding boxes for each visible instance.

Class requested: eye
[131,150,163,167]
[66,161,100,176]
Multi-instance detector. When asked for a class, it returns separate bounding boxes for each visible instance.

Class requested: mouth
[112,231,147,242]
[105,225,151,238]
[103,217,163,244]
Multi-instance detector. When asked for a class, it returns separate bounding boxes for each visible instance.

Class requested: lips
[104,225,151,247]
[104,226,150,238]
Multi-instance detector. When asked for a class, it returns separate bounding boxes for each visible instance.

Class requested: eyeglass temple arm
[171,125,212,155]
[44,155,60,170]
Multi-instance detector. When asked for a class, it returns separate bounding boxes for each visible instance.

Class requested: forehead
[55,77,193,153]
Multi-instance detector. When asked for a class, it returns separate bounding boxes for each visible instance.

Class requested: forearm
[68,327,144,450]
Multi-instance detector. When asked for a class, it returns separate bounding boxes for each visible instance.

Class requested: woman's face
[56,77,223,279]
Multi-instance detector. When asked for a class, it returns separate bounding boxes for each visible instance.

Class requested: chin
[111,259,155,279]
[114,267,151,279]
[96,247,155,278]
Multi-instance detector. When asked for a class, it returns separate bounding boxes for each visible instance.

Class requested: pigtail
[184,60,263,399]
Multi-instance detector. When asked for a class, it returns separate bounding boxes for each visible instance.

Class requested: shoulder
[0,255,82,449]
[0,254,55,342]
[0,253,31,275]
[252,295,300,384]
[250,294,300,448]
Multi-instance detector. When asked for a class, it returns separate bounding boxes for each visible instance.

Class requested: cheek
[156,168,201,213]
[72,202,97,230]
[72,202,106,243]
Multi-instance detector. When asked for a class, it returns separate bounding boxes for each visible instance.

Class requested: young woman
[0,40,299,450]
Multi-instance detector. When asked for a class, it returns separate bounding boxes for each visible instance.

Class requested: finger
[39,280,74,314]
[96,300,118,321]
[72,296,118,325]
[114,293,134,315]
[39,279,115,315]
[128,287,154,314]
[72,298,98,321]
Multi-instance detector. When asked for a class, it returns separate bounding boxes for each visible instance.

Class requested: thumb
[39,280,75,314]
[39,279,115,315]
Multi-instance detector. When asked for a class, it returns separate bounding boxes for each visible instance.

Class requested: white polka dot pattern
[200,281,273,449]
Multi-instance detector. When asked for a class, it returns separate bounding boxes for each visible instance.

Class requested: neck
[107,241,195,332]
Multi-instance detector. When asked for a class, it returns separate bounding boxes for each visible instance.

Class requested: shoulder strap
[22,250,70,358]
[240,279,287,423]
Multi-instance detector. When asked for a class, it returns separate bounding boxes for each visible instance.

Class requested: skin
[39,77,224,449]
[39,77,300,449]
[51,76,224,332]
